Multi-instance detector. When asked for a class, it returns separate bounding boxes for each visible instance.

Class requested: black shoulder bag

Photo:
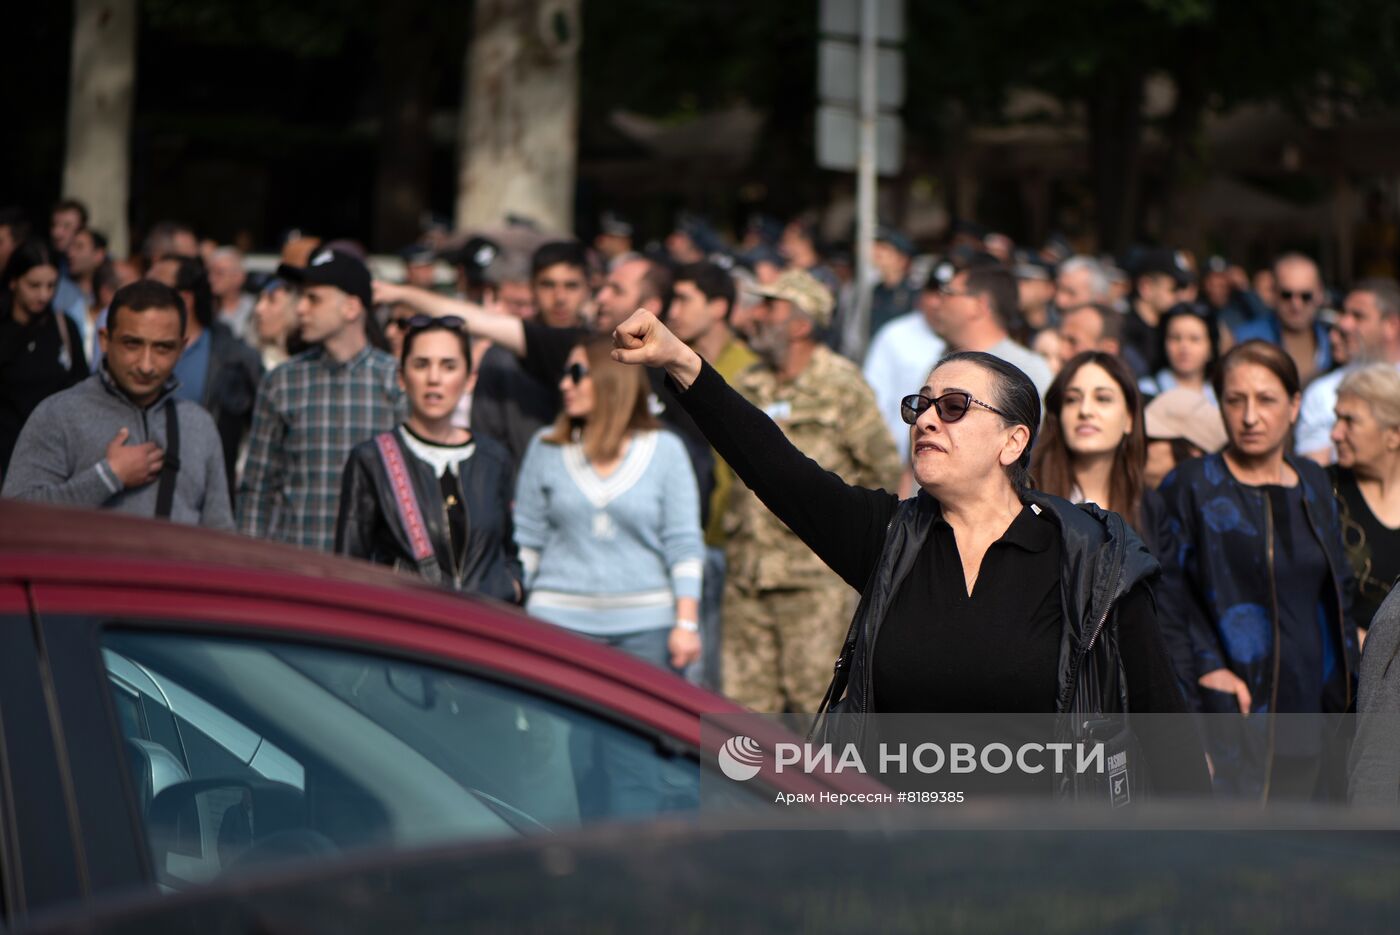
[155,403,181,519]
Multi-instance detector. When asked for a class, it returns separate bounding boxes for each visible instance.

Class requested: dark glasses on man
[390,314,465,331]
[900,391,1008,425]
[1279,290,1315,303]
[563,362,590,384]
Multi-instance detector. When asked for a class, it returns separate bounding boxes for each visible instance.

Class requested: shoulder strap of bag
[54,309,75,372]
[374,431,436,563]
[155,402,181,519]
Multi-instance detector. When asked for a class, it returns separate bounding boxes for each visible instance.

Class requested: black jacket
[833,490,1158,722]
[203,322,263,493]
[670,359,1209,795]
[334,428,522,602]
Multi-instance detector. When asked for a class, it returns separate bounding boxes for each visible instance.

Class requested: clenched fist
[105,427,164,489]
[611,309,703,389]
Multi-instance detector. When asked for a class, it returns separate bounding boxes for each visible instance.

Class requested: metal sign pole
[852,0,878,360]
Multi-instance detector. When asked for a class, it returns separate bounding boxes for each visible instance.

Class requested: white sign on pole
[818,39,904,109]
[815,106,903,176]
[819,0,905,43]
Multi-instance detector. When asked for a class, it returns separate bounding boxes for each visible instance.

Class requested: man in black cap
[857,226,918,356]
[400,244,441,292]
[238,247,403,551]
[1125,248,1193,378]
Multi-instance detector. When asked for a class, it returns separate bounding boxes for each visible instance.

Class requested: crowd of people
[3,198,1400,802]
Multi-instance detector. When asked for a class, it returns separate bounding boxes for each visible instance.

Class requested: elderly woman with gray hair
[1337,365,1400,805]
[1328,364,1400,636]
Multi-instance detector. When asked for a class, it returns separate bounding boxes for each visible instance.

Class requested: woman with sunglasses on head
[335,317,522,601]
[1156,340,1358,800]
[611,309,1210,797]
[1138,303,1221,405]
[512,336,704,675]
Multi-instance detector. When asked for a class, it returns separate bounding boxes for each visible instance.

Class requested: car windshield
[103,630,702,890]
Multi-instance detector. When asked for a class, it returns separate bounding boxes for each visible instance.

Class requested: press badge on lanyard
[763,400,792,423]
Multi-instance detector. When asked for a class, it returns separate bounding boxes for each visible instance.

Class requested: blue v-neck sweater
[514,428,703,634]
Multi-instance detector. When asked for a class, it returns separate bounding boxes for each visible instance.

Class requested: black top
[1330,466,1400,630]
[0,306,87,475]
[671,360,1188,716]
[469,344,558,471]
[672,360,1209,795]
[1258,484,1348,722]
[872,505,1062,713]
[401,424,471,568]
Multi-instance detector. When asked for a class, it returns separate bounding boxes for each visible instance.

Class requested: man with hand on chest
[2,280,232,528]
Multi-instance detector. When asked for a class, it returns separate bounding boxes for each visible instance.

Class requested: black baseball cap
[277,248,372,311]
[1132,248,1193,287]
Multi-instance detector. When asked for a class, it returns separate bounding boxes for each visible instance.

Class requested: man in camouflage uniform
[723,270,901,713]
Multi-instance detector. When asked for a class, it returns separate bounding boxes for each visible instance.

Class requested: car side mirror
[146,779,312,886]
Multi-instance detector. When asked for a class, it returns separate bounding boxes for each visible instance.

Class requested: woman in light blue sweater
[515,335,704,674]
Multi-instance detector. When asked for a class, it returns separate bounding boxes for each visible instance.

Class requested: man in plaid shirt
[237,248,403,551]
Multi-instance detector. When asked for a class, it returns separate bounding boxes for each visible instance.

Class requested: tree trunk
[373,1,437,251]
[1086,74,1145,255]
[456,0,581,234]
[63,0,136,258]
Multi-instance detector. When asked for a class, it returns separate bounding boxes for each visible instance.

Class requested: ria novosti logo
[717,735,764,781]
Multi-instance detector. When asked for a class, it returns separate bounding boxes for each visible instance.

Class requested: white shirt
[862,312,946,461]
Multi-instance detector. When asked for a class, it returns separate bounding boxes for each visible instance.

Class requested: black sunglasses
[900,391,1009,426]
[563,362,590,384]
[1279,290,1315,303]
[390,314,465,331]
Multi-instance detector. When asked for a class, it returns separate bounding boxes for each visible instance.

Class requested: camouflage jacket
[725,345,901,590]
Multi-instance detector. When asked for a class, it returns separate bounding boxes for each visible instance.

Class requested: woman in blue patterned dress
[1156,340,1358,800]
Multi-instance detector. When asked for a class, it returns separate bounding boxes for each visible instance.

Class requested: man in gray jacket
[2,280,232,529]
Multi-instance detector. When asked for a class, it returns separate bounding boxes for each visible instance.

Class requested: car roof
[0,500,431,594]
[0,501,742,724]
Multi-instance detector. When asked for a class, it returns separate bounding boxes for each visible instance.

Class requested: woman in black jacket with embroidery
[335,317,522,602]
[611,308,1210,798]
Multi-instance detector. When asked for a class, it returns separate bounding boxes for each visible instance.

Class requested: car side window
[100,629,699,891]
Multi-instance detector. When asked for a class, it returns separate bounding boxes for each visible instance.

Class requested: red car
[0,501,851,920]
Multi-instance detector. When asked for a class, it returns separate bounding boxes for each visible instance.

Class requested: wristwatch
[675,618,700,633]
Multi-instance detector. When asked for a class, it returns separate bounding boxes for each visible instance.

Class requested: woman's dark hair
[400,321,472,372]
[934,350,1041,493]
[0,240,60,314]
[1031,351,1147,529]
[1212,339,1301,401]
[1157,302,1221,381]
[2,240,59,290]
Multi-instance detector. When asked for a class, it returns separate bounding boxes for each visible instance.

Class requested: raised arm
[611,311,897,590]
[373,282,526,356]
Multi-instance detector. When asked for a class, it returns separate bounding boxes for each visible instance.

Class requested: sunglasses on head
[900,390,1009,426]
[390,314,465,332]
[563,362,590,384]
[1279,290,1315,303]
